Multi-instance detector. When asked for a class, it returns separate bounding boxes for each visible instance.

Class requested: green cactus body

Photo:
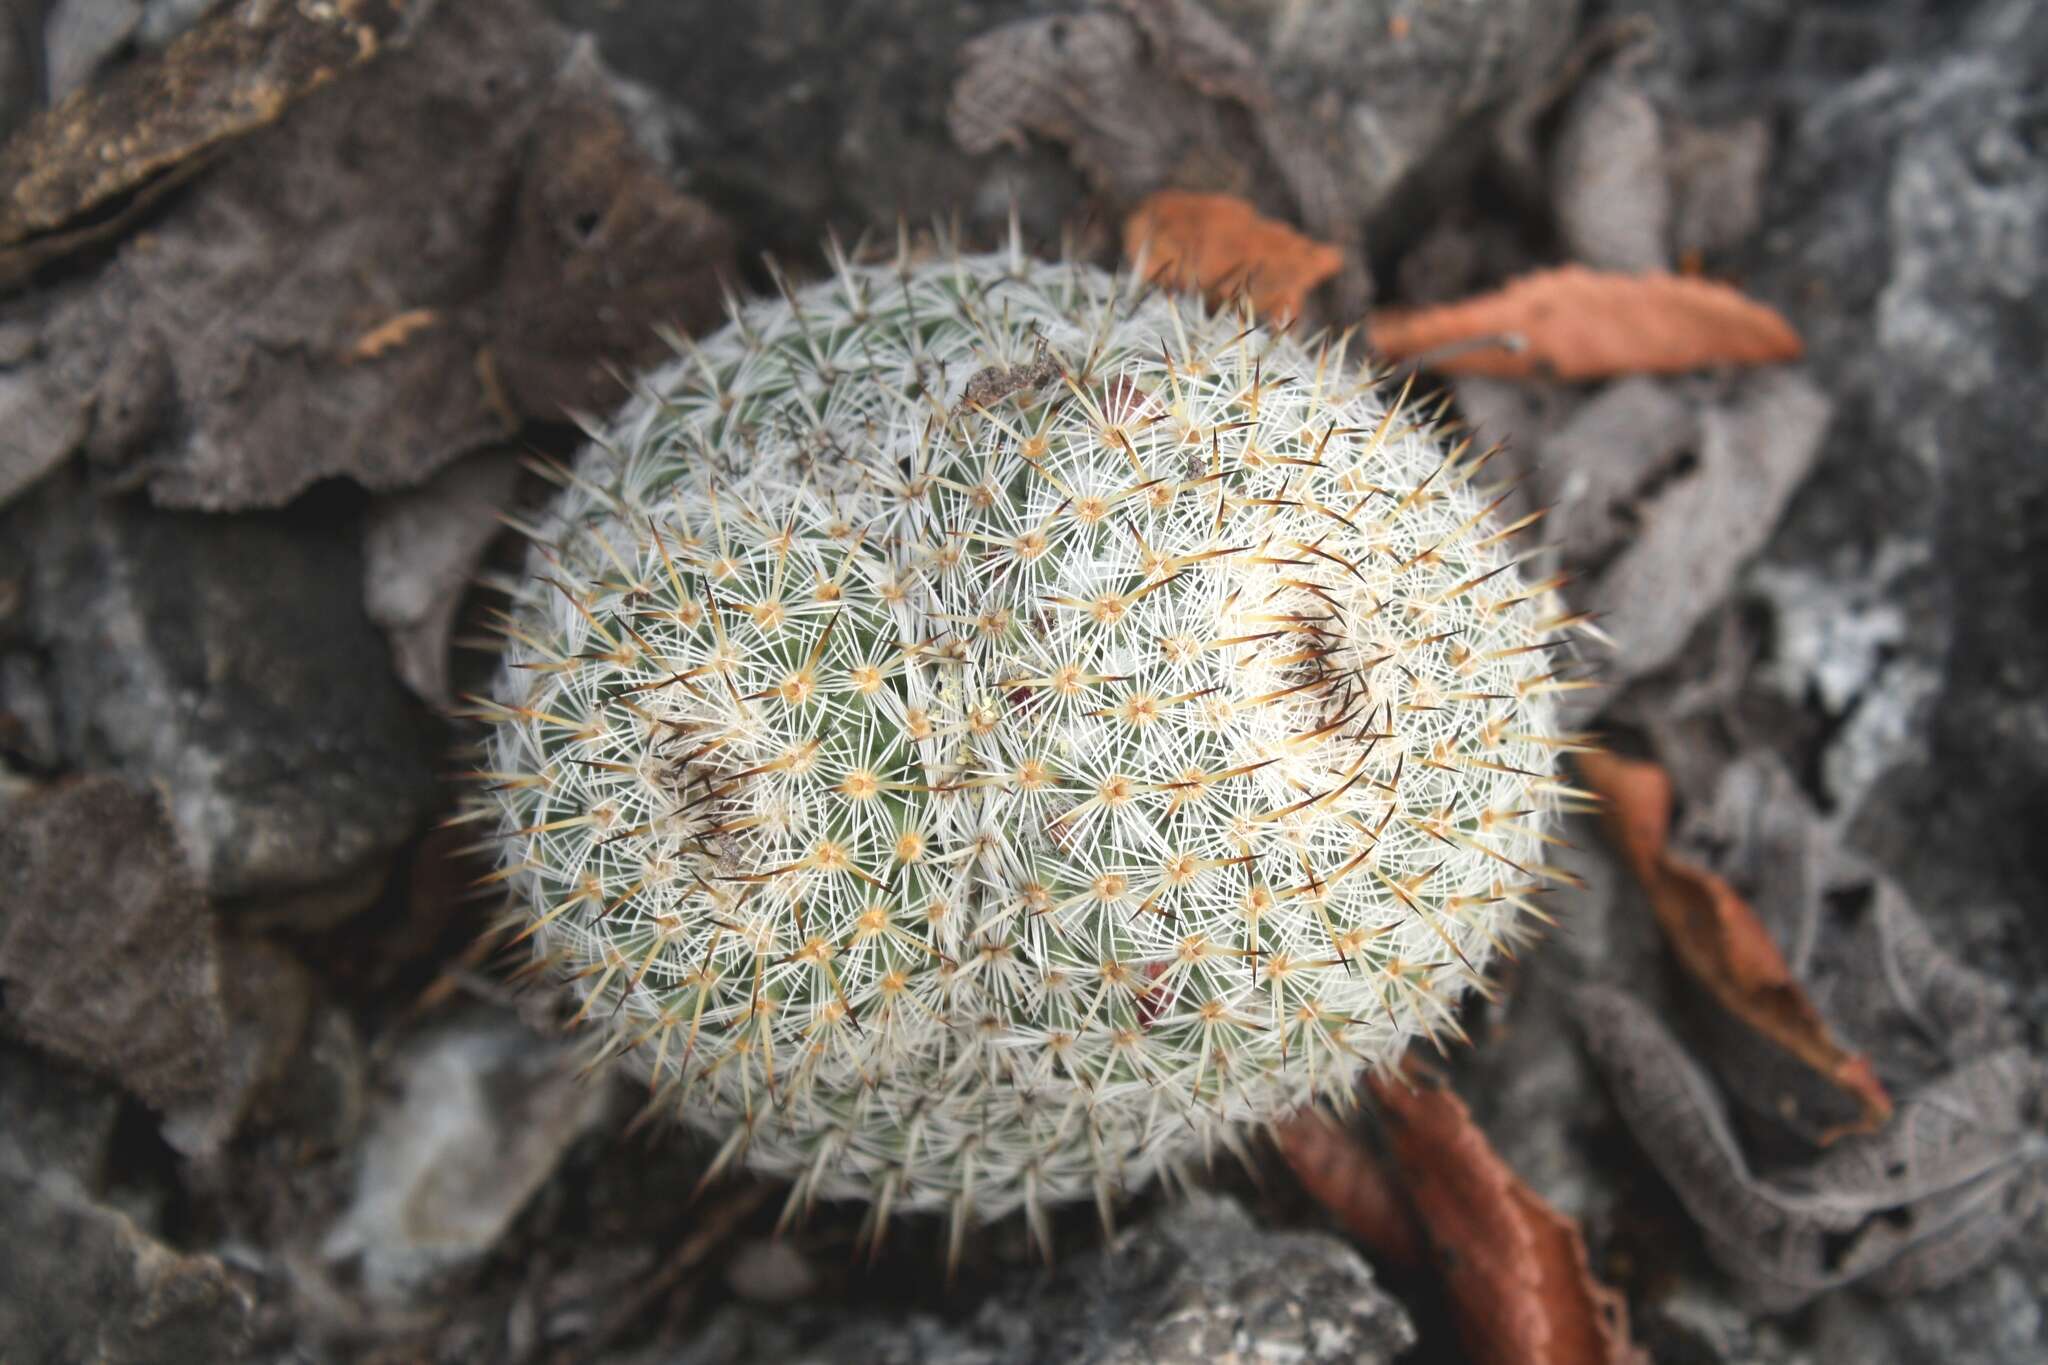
[474,245,1580,1248]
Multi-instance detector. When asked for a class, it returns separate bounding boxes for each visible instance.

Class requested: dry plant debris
[1272,1108,1424,1271]
[950,0,1369,310]
[1124,190,1343,322]
[1367,266,1803,379]
[1579,750,1893,1141]
[1278,1071,1645,1365]
[1581,987,2048,1310]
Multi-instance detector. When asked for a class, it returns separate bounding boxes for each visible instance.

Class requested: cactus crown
[473,242,1578,1251]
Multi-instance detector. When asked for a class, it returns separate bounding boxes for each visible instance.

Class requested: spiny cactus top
[472,244,1584,1251]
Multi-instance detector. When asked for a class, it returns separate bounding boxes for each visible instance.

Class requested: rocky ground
[1,1,2043,1362]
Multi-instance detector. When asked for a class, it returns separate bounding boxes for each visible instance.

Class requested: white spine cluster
[471,243,1586,1252]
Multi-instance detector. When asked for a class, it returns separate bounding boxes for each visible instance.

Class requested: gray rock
[541,0,1082,265]
[645,1192,1415,1365]
[0,1037,122,1187]
[320,1009,614,1305]
[0,286,93,507]
[723,1238,819,1305]
[0,0,34,143]
[1810,1248,2048,1365]
[134,0,213,47]
[41,0,144,101]
[8,478,438,909]
[1,0,731,513]
[0,776,317,1157]
[363,449,520,706]
[0,1140,254,1365]
[1723,0,2048,969]
[0,776,231,1124]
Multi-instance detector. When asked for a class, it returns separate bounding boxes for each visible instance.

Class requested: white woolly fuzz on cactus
[470,244,1587,1248]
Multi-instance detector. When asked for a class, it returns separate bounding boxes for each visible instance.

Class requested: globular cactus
[468,239,1586,1254]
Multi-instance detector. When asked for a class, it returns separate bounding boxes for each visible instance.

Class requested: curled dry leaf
[1124,190,1343,323]
[1580,986,2048,1310]
[1271,1108,1425,1271]
[1578,751,1892,1142]
[948,0,1369,312]
[1367,265,1802,379]
[1367,1071,1646,1365]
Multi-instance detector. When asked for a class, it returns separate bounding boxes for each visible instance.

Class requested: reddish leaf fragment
[1272,1108,1425,1270]
[1370,1072,1645,1365]
[1124,191,1343,323]
[1367,265,1802,379]
[1578,751,1893,1142]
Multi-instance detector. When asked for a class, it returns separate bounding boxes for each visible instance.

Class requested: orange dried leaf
[1370,1072,1645,1365]
[1367,265,1802,380]
[349,308,441,362]
[1124,190,1342,324]
[1272,1108,1425,1270]
[1578,751,1893,1142]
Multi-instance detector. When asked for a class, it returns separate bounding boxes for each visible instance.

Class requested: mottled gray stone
[638,1193,1414,1365]
[320,1009,614,1305]
[1728,0,2048,970]
[0,1141,254,1364]
[362,449,521,706]
[5,477,438,908]
[0,0,730,513]
[0,1037,122,1187]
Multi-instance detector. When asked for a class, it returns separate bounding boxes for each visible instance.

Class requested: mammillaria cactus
[469,239,1586,1253]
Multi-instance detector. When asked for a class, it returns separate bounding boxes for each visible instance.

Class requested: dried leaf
[1367,266,1802,379]
[949,0,1370,312]
[1807,877,2017,1078]
[1551,72,1670,272]
[349,309,442,363]
[1369,1072,1645,1365]
[1580,751,1891,1141]
[1591,370,1831,680]
[1271,1109,1425,1270]
[1579,987,2048,1309]
[1124,191,1343,322]
[0,0,404,250]
[950,5,1259,191]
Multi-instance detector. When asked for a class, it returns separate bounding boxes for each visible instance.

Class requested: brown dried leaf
[348,309,442,363]
[1579,986,2048,1310]
[0,0,403,250]
[1367,266,1802,379]
[1368,1071,1646,1365]
[1578,751,1893,1142]
[948,0,1370,312]
[1271,1108,1425,1270]
[1124,190,1343,323]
